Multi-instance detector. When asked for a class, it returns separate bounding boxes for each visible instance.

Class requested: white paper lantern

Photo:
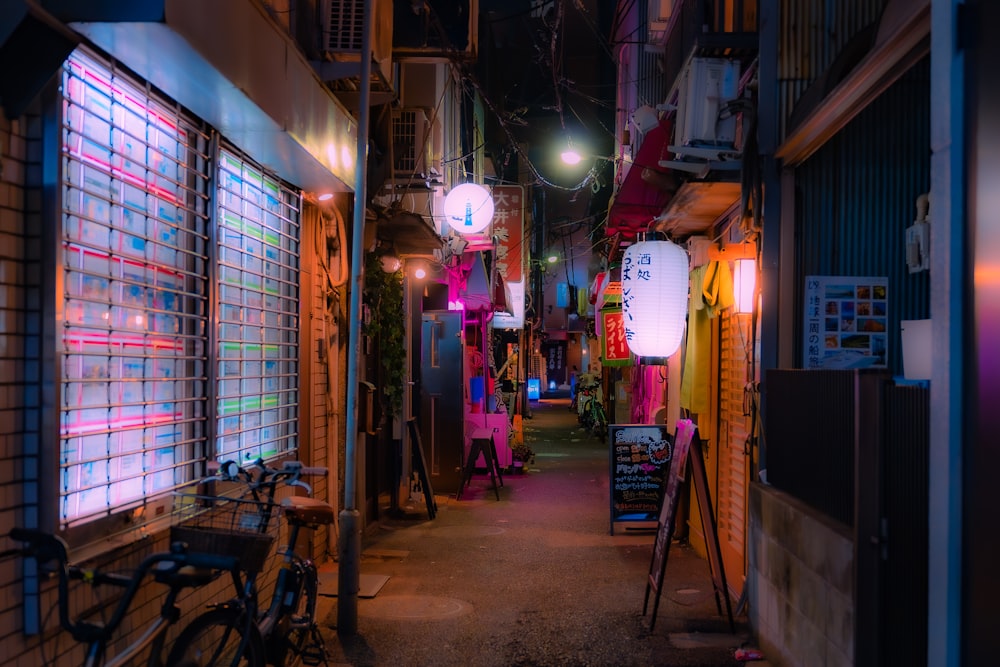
[443,183,494,235]
[621,235,689,359]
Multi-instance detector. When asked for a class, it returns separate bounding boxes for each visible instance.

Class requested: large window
[57,51,301,533]
[59,53,212,528]
[215,150,300,463]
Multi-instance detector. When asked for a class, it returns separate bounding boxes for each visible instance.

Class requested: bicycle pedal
[299,645,327,666]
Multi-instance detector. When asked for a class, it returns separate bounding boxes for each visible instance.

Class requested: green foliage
[363,252,405,420]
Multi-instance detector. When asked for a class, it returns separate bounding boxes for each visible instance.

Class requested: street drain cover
[359,595,473,620]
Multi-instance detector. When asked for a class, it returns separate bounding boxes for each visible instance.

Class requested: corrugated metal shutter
[718,308,751,590]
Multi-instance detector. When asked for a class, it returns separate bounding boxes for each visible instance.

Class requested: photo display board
[803,275,889,370]
[609,424,672,533]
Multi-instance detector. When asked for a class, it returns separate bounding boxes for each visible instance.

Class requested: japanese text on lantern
[492,185,524,283]
[620,251,654,332]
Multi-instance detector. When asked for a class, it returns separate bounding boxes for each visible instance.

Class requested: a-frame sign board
[407,418,437,519]
[642,419,734,632]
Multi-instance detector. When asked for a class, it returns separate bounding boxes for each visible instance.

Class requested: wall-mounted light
[621,232,689,360]
[443,182,494,235]
[317,193,333,202]
[378,248,401,273]
[733,259,756,314]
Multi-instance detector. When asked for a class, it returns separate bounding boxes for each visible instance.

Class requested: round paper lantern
[621,235,689,359]
[443,183,494,234]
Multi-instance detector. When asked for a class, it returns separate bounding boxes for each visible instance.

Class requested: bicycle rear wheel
[271,564,326,666]
[166,607,264,667]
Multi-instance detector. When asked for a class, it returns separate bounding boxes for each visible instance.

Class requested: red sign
[492,185,524,283]
[601,307,633,367]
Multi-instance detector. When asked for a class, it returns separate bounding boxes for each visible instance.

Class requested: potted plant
[510,441,534,472]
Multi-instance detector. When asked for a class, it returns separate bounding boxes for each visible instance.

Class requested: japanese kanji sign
[601,306,633,367]
[491,185,524,283]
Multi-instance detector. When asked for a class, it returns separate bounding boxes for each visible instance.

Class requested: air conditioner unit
[391,108,432,182]
[674,57,740,153]
[325,0,365,52]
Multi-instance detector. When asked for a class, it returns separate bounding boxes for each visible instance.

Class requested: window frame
[46,48,302,551]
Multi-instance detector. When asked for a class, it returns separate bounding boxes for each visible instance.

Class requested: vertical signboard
[609,424,672,533]
[491,185,525,329]
[600,307,633,367]
[803,276,889,369]
[492,185,524,283]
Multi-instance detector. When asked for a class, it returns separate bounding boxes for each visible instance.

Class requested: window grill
[59,50,212,528]
[215,149,301,463]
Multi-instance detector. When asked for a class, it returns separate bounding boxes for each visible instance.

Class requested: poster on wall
[803,275,889,370]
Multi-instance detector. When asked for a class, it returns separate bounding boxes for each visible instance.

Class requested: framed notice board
[609,424,672,534]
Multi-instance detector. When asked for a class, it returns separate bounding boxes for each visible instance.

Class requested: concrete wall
[748,483,854,667]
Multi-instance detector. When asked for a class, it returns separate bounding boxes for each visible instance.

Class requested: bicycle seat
[281,496,335,527]
[153,562,217,589]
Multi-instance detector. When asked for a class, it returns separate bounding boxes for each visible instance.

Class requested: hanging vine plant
[363,251,405,420]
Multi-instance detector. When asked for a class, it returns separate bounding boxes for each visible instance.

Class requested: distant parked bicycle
[169,459,333,667]
[577,374,608,439]
[1,526,262,667]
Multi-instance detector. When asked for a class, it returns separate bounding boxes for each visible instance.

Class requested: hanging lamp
[621,231,689,361]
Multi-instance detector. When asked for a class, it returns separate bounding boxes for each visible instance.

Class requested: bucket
[900,319,931,380]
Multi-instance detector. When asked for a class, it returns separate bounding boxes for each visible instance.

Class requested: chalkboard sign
[642,419,733,633]
[643,418,694,624]
[609,424,673,534]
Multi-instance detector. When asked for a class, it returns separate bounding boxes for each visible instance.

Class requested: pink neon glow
[62,410,184,437]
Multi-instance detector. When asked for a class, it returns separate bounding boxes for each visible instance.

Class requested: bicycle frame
[4,528,251,667]
[184,460,332,666]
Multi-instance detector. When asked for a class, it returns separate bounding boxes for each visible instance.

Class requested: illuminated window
[215,150,300,463]
[59,51,211,528]
[57,51,302,536]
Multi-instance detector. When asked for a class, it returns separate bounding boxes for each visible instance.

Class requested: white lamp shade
[621,238,689,358]
[444,183,494,235]
[734,258,756,314]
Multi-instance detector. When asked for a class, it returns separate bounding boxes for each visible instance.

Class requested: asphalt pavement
[315,398,755,667]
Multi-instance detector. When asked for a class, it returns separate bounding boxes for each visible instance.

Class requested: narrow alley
[318,399,751,667]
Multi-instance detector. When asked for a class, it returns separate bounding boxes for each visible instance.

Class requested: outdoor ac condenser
[674,57,741,154]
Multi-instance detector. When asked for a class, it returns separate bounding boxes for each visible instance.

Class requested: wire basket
[170,492,277,573]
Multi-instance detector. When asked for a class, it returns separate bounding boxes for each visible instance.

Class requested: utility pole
[338,0,373,637]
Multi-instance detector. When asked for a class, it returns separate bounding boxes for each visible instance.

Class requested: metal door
[420,311,465,493]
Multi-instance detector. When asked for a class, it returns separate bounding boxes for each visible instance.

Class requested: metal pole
[338,0,373,637]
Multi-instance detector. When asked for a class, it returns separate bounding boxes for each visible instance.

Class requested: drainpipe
[338,0,373,637]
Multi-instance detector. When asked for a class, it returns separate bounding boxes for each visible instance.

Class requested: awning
[377,210,443,258]
[30,0,357,195]
[606,117,676,241]
[459,251,509,314]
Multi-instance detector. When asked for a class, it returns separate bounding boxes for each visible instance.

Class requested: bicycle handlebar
[208,458,328,496]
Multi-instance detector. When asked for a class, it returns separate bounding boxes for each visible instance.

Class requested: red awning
[606,117,675,241]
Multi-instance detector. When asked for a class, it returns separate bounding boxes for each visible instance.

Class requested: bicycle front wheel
[166,607,264,667]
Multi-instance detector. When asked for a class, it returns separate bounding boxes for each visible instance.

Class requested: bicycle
[1,526,263,667]
[577,376,608,439]
[170,459,334,667]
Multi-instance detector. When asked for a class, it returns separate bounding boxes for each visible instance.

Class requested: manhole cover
[359,595,473,620]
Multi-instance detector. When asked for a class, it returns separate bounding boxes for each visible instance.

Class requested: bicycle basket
[171,492,277,573]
